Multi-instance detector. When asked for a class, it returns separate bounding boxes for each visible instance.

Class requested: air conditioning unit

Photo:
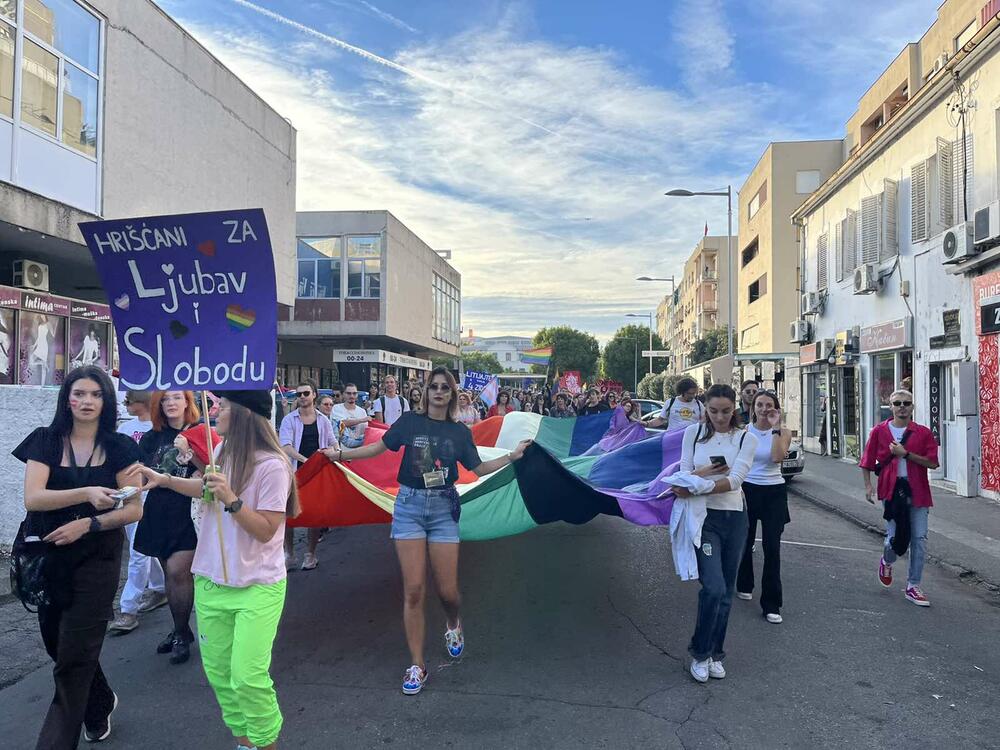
[853,263,880,295]
[974,201,1000,246]
[800,291,821,315]
[816,339,835,362]
[790,319,811,344]
[933,53,948,73]
[13,259,50,291]
[942,221,977,264]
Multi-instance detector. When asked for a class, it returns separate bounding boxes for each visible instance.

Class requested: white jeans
[119,516,165,615]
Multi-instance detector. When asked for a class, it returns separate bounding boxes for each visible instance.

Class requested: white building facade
[462,334,533,372]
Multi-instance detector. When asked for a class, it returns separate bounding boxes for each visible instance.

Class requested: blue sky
[157,0,939,341]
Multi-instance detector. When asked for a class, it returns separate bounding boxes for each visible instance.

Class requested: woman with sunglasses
[735,390,792,624]
[133,390,205,664]
[13,366,144,745]
[336,367,531,695]
[527,392,548,416]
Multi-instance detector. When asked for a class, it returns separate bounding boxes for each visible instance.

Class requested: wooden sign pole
[201,390,229,584]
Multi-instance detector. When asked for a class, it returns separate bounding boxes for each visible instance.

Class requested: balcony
[700,269,717,282]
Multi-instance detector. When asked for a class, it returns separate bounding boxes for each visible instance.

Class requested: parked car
[639,406,806,481]
[634,399,664,419]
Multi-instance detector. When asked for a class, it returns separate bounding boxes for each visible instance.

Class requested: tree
[601,324,669,390]
[459,351,503,375]
[688,326,733,366]
[431,355,458,371]
[532,326,601,382]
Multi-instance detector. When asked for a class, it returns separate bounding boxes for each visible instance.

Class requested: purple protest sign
[79,209,277,390]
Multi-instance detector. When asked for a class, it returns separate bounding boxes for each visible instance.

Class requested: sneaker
[156,631,176,654]
[137,590,168,613]
[108,613,138,634]
[766,613,783,624]
[285,551,296,570]
[301,552,319,571]
[905,586,930,607]
[878,557,893,588]
[445,622,464,658]
[689,657,710,683]
[402,664,428,695]
[708,660,726,679]
[83,691,117,742]
[736,591,753,601]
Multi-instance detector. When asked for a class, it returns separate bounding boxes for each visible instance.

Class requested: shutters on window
[952,133,974,224]
[881,178,898,261]
[844,209,857,275]
[861,194,880,264]
[834,221,843,282]
[911,160,928,243]
[937,137,954,229]
[817,232,829,290]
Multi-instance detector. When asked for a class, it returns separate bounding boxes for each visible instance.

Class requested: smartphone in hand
[109,486,139,508]
[710,455,728,467]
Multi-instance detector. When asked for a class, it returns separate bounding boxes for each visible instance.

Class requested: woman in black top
[13,366,143,748]
[338,367,530,696]
[133,390,202,664]
[527,393,548,415]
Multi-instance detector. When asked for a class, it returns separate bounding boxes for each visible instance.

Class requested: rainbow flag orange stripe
[522,346,552,366]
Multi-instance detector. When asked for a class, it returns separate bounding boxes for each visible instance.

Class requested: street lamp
[665,187,734,357]
[626,312,654,376]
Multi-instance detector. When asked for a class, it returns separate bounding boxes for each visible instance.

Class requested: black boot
[156,631,176,654]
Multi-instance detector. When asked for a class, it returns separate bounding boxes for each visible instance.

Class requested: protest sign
[79,209,277,390]
[462,370,493,392]
[598,379,624,393]
[559,371,582,394]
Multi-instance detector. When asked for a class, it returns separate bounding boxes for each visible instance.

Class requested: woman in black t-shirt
[133,390,202,665]
[339,367,531,696]
[13,366,143,747]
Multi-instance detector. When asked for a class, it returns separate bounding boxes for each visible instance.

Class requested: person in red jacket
[859,389,939,607]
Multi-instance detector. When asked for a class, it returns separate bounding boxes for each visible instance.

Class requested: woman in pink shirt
[132,390,298,750]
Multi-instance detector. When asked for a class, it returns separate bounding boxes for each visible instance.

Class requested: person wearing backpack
[648,377,703,432]
[668,383,757,684]
[373,374,410,425]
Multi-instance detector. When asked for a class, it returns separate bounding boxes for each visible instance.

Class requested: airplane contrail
[357,0,419,34]
[228,0,559,137]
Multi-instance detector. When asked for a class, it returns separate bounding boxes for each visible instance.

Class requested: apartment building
[462,333,533,372]
[792,0,1000,498]
[279,211,461,389]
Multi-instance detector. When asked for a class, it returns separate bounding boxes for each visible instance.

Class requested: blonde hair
[218,401,300,517]
[890,389,913,402]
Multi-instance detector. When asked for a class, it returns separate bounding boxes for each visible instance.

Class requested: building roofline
[740,139,844,191]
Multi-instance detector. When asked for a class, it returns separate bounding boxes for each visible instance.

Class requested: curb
[786,483,1000,598]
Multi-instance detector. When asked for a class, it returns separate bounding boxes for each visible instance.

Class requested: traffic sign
[641,350,671,357]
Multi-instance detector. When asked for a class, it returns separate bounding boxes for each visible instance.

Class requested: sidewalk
[787,455,1000,593]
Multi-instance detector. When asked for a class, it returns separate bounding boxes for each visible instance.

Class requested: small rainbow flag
[522,346,552,366]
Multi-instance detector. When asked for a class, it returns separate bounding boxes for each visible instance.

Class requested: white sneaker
[766,613,783,624]
[301,552,319,571]
[689,657,710,683]
[708,660,726,679]
[736,591,753,601]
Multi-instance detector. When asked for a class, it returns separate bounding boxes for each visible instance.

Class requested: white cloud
[671,0,735,90]
[177,11,785,340]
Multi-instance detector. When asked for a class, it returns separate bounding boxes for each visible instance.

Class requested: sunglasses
[891,400,912,407]
[296,391,312,398]
[427,383,450,392]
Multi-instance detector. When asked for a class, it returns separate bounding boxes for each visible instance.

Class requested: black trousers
[35,532,122,750]
[736,482,790,616]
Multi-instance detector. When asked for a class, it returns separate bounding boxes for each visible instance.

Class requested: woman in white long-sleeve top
[670,383,758,684]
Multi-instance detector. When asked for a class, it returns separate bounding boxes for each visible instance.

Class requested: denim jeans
[882,505,929,587]
[688,509,748,662]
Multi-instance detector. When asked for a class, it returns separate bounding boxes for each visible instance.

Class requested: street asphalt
[1,495,998,749]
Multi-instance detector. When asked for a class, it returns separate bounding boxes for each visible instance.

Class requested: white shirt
[331,403,368,442]
[679,423,758,511]
[117,417,153,444]
[889,423,907,478]
[660,396,703,433]
[744,424,785,486]
[375,394,410,425]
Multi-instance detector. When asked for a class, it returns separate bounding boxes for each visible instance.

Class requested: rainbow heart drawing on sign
[226,304,256,331]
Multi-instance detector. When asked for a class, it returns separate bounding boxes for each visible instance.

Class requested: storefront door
[840,366,861,460]
[928,362,958,482]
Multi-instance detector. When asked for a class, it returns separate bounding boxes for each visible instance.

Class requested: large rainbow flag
[521,346,553,366]
[289,409,684,540]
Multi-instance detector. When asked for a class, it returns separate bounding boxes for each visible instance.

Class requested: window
[740,324,760,349]
[347,236,381,298]
[296,237,342,299]
[748,181,767,219]
[4,0,102,157]
[505,352,511,362]
[816,232,828,290]
[748,274,767,304]
[741,237,759,267]
[955,20,977,53]
[796,170,821,194]
[432,273,461,346]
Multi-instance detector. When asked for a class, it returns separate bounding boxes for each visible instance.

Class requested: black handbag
[9,520,51,612]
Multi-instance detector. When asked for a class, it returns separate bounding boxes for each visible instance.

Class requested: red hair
[150,391,201,431]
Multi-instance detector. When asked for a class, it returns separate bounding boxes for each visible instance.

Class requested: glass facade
[1,0,102,157]
[432,273,460,346]
[296,235,381,299]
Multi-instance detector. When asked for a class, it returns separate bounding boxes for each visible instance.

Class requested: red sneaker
[878,558,892,588]
[905,586,930,607]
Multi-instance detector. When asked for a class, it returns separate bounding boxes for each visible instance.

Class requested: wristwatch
[771,429,781,435]
[224,498,244,514]
[89,517,103,534]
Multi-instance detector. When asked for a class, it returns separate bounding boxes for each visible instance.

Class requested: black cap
[215,390,273,419]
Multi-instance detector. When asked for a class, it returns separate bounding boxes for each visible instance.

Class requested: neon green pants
[194,576,286,748]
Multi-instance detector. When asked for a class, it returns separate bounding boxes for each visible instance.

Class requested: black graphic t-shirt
[382,411,482,488]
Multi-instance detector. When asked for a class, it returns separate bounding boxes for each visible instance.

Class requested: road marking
[756,538,871,553]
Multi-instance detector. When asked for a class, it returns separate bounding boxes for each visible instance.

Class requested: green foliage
[662,374,685,399]
[431,355,458,371]
[688,326,733,366]
[601,324,669,389]
[637,372,687,400]
[532,326,600,382]
[459,351,503,375]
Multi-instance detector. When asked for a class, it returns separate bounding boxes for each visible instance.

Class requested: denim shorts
[391,485,460,544]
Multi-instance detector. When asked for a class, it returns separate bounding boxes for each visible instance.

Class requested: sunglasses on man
[296,390,312,398]
[891,400,912,407]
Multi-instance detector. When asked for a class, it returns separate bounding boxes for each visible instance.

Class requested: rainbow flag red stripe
[522,346,552,366]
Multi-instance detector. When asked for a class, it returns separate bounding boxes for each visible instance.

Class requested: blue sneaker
[402,665,427,695]
[445,622,464,658]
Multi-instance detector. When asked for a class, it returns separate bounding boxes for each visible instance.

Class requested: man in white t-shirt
[109,391,167,634]
[648,377,704,432]
[331,382,369,448]
[373,374,410,425]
